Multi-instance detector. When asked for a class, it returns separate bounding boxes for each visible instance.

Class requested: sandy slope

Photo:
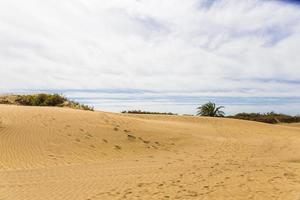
[280,123,300,128]
[0,105,300,200]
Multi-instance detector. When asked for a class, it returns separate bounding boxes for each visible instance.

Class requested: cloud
[0,0,299,99]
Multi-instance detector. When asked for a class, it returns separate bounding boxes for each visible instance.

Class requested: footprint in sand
[155,141,160,146]
[127,134,136,140]
[86,133,93,137]
[138,137,150,144]
[102,139,108,143]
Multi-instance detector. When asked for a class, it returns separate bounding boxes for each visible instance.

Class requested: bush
[4,94,94,111]
[15,94,66,106]
[67,101,94,111]
[44,94,66,106]
[228,112,300,124]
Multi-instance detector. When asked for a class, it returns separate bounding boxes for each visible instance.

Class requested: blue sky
[0,0,299,115]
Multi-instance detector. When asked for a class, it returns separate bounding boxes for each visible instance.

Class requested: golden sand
[0,105,300,200]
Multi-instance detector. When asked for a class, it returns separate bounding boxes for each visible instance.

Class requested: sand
[280,123,300,128]
[0,105,300,200]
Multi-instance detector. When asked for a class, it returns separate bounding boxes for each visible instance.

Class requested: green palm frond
[196,102,225,117]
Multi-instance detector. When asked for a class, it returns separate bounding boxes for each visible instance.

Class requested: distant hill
[0,94,94,111]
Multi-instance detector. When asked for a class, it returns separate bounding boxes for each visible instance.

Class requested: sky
[0,0,300,115]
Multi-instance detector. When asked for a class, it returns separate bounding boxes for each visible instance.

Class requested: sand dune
[280,123,300,128]
[0,105,300,200]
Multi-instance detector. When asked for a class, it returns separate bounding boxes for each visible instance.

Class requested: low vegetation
[228,112,300,124]
[0,94,94,111]
[121,110,177,115]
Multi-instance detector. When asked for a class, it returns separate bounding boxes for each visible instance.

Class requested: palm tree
[197,102,225,117]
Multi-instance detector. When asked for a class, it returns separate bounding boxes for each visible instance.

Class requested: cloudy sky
[0,0,300,114]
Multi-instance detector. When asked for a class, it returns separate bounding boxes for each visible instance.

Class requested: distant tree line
[121,102,300,124]
[228,112,300,124]
[195,102,300,124]
[121,110,177,115]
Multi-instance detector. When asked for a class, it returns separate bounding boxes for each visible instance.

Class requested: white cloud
[0,0,299,98]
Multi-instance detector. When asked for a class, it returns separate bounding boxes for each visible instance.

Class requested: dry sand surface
[0,105,300,200]
[280,123,300,128]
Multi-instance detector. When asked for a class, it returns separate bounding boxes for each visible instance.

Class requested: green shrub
[80,104,94,111]
[15,94,66,106]
[5,93,94,111]
[228,112,300,124]
[43,94,66,106]
[68,101,94,111]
